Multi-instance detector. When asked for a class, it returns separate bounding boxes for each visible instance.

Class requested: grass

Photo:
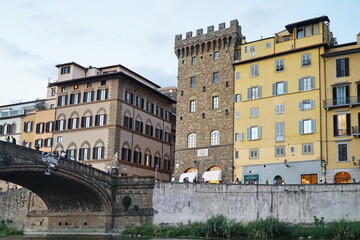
[0,220,23,236]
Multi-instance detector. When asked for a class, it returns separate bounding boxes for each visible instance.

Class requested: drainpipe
[322,51,328,183]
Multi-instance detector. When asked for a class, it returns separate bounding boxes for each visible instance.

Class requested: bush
[330,220,360,240]
[0,220,22,235]
[246,218,289,240]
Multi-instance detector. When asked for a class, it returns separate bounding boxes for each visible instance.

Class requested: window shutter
[239,133,243,141]
[299,78,303,91]
[336,59,341,77]
[247,88,251,100]
[299,120,304,134]
[81,117,85,128]
[91,91,94,101]
[97,90,100,100]
[93,147,96,159]
[105,89,109,99]
[76,118,79,128]
[311,119,316,133]
[258,86,262,98]
[89,116,93,127]
[346,114,351,135]
[310,100,315,109]
[104,114,107,125]
[272,83,276,96]
[101,147,105,158]
[233,95,237,102]
[333,115,338,136]
[68,119,72,129]
[30,122,33,132]
[345,85,350,103]
[57,97,61,106]
[284,81,288,94]
[258,126,262,139]
[65,95,68,105]
[345,58,349,76]
[310,76,315,89]
[299,101,304,110]
[23,122,27,132]
[247,127,251,140]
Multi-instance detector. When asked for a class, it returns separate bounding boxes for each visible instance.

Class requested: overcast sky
[0,0,359,105]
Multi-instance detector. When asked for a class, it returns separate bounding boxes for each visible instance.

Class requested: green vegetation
[0,220,22,236]
[122,215,360,240]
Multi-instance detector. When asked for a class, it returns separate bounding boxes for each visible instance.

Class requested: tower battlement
[175,20,242,49]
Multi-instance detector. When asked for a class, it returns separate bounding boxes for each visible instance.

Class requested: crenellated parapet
[174,20,243,58]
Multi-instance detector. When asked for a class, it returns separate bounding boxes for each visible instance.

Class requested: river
[0,237,200,240]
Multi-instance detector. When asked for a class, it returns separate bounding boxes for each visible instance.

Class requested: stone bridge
[0,140,154,234]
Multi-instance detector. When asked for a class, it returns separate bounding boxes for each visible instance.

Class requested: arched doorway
[274,175,283,185]
[179,168,198,182]
[334,172,351,183]
[202,166,222,183]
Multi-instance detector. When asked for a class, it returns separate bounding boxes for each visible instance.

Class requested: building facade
[49,62,175,181]
[233,16,332,184]
[174,20,243,183]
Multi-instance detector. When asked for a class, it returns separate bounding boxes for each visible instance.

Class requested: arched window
[188,133,196,148]
[334,172,351,183]
[154,152,161,169]
[133,146,142,164]
[121,142,131,162]
[79,141,91,161]
[93,140,105,160]
[144,149,152,167]
[210,130,220,146]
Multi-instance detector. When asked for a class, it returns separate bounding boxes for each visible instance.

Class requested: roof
[55,62,87,70]
[0,99,47,109]
[285,16,330,33]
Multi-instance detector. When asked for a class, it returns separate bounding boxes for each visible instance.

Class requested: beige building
[49,62,175,181]
[174,20,243,183]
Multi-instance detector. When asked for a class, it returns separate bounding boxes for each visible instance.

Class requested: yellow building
[233,16,332,184]
[322,34,360,183]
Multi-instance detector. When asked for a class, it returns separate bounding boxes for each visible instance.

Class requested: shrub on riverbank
[0,220,22,235]
[122,215,360,240]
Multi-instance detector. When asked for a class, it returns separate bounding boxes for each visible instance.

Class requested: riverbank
[122,215,360,240]
[0,220,23,236]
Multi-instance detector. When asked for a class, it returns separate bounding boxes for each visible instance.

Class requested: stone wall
[153,182,360,225]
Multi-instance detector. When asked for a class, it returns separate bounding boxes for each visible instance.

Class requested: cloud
[0,38,42,60]
[134,65,177,88]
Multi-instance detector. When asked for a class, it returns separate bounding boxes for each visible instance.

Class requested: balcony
[352,126,360,137]
[323,96,360,109]
[334,128,351,137]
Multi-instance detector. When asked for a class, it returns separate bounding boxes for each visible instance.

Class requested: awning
[202,170,222,182]
[179,172,198,182]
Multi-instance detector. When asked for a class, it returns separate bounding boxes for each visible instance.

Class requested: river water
[0,237,199,240]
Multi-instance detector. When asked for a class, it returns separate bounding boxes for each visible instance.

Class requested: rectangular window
[302,143,313,154]
[44,138,53,147]
[250,64,259,77]
[121,148,131,162]
[155,128,163,140]
[244,46,248,53]
[337,143,348,162]
[299,100,315,110]
[298,76,315,91]
[189,100,196,113]
[233,94,241,102]
[266,42,271,48]
[50,88,56,97]
[135,120,143,133]
[35,139,43,148]
[146,101,154,113]
[336,58,349,78]
[234,50,241,60]
[68,118,79,130]
[79,148,90,161]
[297,27,304,39]
[275,122,285,142]
[136,96,144,109]
[69,93,81,104]
[156,106,164,118]
[275,104,285,114]
[249,148,259,159]
[301,54,311,66]
[250,46,255,58]
[95,114,107,126]
[235,111,240,120]
[83,91,94,103]
[97,89,108,100]
[24,121,33,133]
[235,133,243,142]
[235,72,240,80]
[299,119,316,134]
[81,116,93,128]
[61,66,70,75]
[125,91,134,104]
[275,146,285,157]
[332,85,350,105]
[45,121,54,132]
[301,174,318,184]
[36,123,45,134]
[250,107,258,118]
[234,150,239,159]
[190,77,196,88]
[247,126,261,140]
[93,146,104,160]
[214,51,219,60]
[57,136,62,143]
[57,95,68,106]
[212,96,219,109]
[275,59,284,72]
[213,72,219,83]
[61,87,66,93]
[333,114,351,136]
[145,124,153,136]
[133,150,142,164]
[123,116,133,129]
[247,86,262,100]
[272,81,287,95]
[192,57,196,65]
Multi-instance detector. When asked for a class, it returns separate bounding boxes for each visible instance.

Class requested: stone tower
[174,20,243,182]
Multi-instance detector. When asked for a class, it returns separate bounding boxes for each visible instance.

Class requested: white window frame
[250,107,259,118]
[299,76,315,91]
[210,130,220,146]
[275,122,285,142]
[235,72,240,80]
[212,96,219,109]
[57,136,62,143]
[275,104,285,114]
[84,91,93,102]
[275,146,285,157]
[302,143,314,155]
[299,119,316,134]
[248,86,262,100]
[249,148,259,159]
[250,46,255,58]
[250,64,259,77]
[273,81,287,96]
[247,126,262,140]
[189,100,196,113]
[299,100,315,110]
[188,133,196,148]
[336,142,349,162]
[235,111,240,120]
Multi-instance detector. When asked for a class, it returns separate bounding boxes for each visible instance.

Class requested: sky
[0,0,359,105]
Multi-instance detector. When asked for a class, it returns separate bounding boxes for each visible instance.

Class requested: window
[336,58,349,78]
[275,104,285,114]
[275,122,285,142]
[298,76,315,91]
[61,87,67,93]
[290,147,295,153]
[234,50,241,60]
[70,93,81,104]
[57,95,68,106]
[81,116,93,128]
[55,119,66,131]
[97,89,108,100]
[93,146,105,159]
[192,57,196,65]
[145,124,153,136]
[235,150,239,159]
[190,77,196,88]
[79,148,90,161]
[50,88,56,97]
[83,91,94,103]
[164,131,171,142]
[250,46,255,58]
[135,120,143,133]
[244,46,248,53]
[266,42,271,48]
[337,143,348,162]
[301,54,311,66]
[125,91,133,104]
[133,150,142,164]
[155,128,163,140]
[189,100,196,113]
[95,114,107,126]
[233,94,241,102]
[101,80,106,86]
[249,148,259,159]
[332,85,349,105]
[299,100,315,110]
[188,133,196,148]
[210,130,219,146]
[247,86,262,100]
[44,138,53,147]
[45,121,54,132]
[299,119,316,134]
[24,121,33,133]
[275,146,285,157]
[235,72,240,80]
[333,114,351,137]
[272,81,287,95]
[35,139,43,148]
[235,133,243,142]
[61,66,70,75]
[301,174,318,184]
[297,24,319,39]
[146,101,154,113]
[145,153,152,167]
[250,64,259,77]
[275,59,284,72]
[57,136,62,143]
[212,96,219,109]
[136,96,144,109]
[86,83,92,88]
[296,27,304,39]
[68,117,79,130]
[302,143,313,154]
[235,111,240,119]
[121,147,131,162]
[156,106,164,118]
[123,115,133,129]
[36,123,45,134]
[213,72,219,84]
[247,126,261,140]
[214,51,219,60]
[250,107,258,118]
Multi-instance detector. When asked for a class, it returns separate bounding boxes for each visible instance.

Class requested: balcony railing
[323,96,360,109]
[334,128,351,137]
[352,126,360,137]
